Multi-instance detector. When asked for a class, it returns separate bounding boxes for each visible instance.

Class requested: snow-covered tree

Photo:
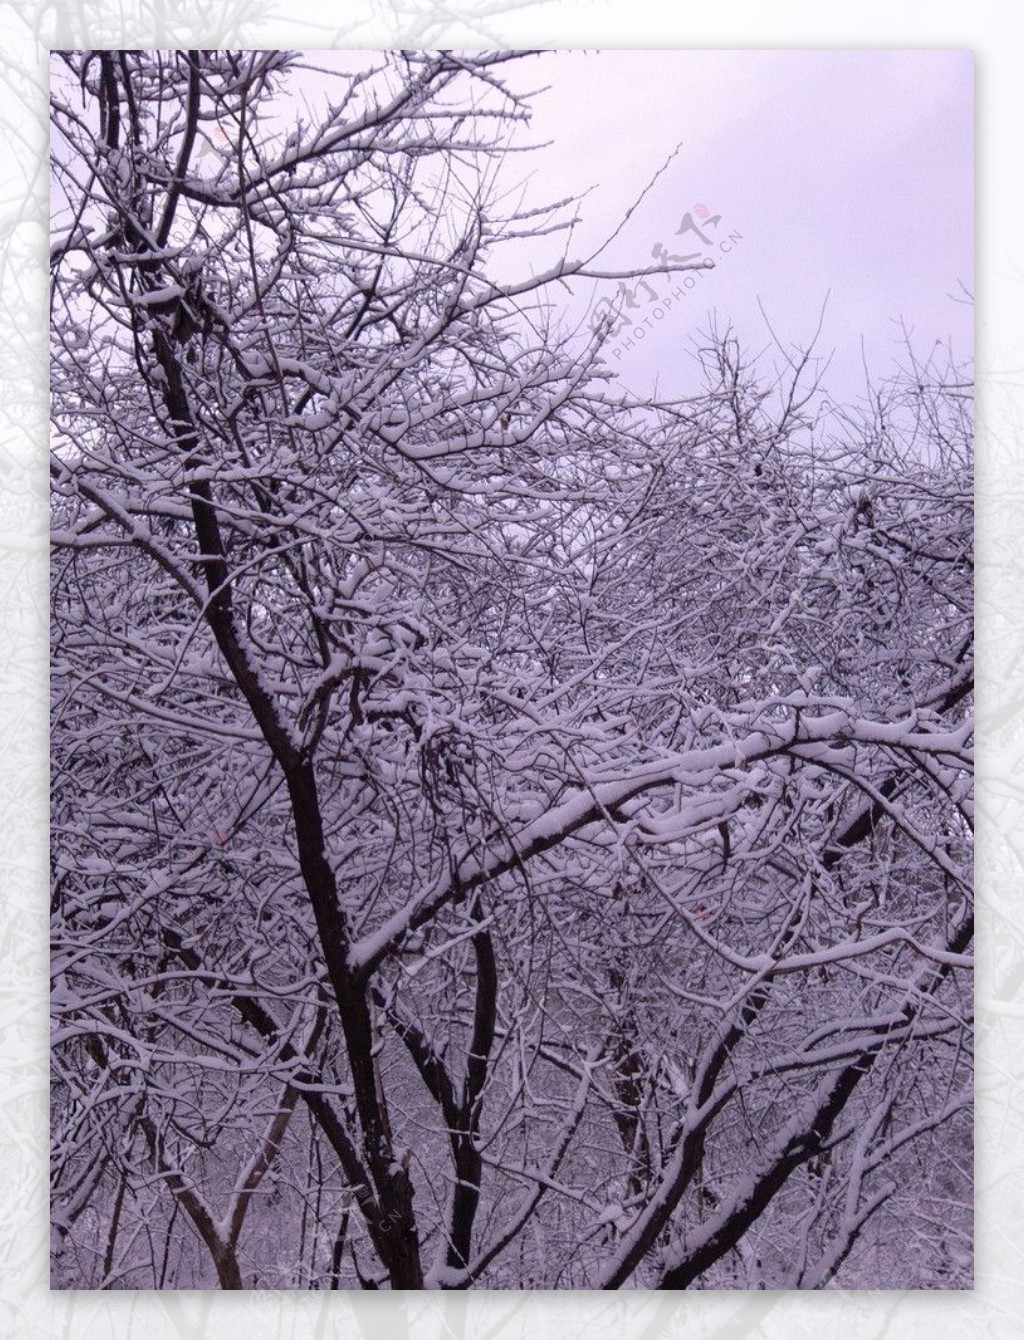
[50,50,972,1290]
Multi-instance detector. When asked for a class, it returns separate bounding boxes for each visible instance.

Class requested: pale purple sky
[491,49,973,403]
[285,50,972,404]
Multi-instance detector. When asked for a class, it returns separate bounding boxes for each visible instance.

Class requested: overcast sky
[250,49,973,407]
[54,49,973,410]
[480,49,973,404]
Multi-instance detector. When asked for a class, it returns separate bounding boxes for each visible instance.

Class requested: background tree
[50,49,972,1289]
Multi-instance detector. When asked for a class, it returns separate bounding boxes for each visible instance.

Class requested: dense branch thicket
[50,50,972,1290]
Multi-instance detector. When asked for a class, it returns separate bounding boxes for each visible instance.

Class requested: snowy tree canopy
[50,50,972,1290]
